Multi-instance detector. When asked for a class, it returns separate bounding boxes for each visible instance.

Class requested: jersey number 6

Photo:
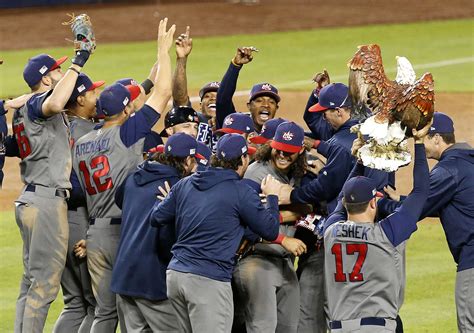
[78,155,114,195]
[331,243,368,282]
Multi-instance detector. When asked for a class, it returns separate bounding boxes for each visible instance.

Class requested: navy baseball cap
[199,81,220,100]
[195,141,211,166]
[343,176,384,204]
[250,117,287,144]
[216,133,256,160]
[23,54,68,87]
[270,121,305,154]
[160,106,200,137]
[309,83,352,112]
[249,83,280,103]
[164,133,197,158]
[68,73,105,104]
[216,113,255,135]
[429,112,454,134]
[98,83,140,116]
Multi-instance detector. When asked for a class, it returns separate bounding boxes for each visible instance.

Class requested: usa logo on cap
[282,131,294,141]
[224,117,234,126]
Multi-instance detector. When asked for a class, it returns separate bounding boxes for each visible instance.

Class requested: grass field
[0,19,473,99]
[0,18,470,332]
[0,211,457,332]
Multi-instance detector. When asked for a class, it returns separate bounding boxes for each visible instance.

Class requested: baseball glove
[63,13,96,54]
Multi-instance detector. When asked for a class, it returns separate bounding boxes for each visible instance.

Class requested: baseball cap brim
[249,135,269,144]
[308,102,328,113]
[50,56,68,70]
[250,91,281,103]
[247,146,257,155]
[215,127,245,135]
[89,80,106,91]
[270,140,302,154]
[148,145,165,154]
[126,85,141,102]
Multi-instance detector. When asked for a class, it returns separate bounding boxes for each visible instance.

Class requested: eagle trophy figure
[348,44,435,171]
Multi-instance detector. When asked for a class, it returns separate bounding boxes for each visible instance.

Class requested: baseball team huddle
[0,15,473,333]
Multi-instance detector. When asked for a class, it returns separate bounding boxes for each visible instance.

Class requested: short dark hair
[343,198,370,214]
[151,152,190,178]
[428,132,455,145]
[210,154,244,171]
[254,143,307,179]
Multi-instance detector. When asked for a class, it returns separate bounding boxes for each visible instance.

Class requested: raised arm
[172,26,192,107]
[216,46,257,129]
[145,18,175,114]
[380,127,430,247]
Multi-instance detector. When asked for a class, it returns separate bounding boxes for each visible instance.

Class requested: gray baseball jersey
[13,91,72,188]
[244,161,298,256]
[324,220,405,321]
[69,116,97,144]
[72,126,144,218]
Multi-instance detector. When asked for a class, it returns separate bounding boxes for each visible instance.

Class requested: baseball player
[171,26,220,148]
[233,122,310,333]
[305,82,394,189]
[323,124,430,332]
[53,73,105,333]
[149,134,283,333]
[215,112,255,139]
[72,18,175,332]
[12,44,92,332]
[1,94,33,187]
[111,133,198,332]
[216,46,280,133]
[160,106,200,138]
[378,112,474,332]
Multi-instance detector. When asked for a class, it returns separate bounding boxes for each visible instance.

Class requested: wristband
[231,59,242,67]
[68,67,81,75]
[272,233,286,245]
[71,50,90,67]
[140,79,154,95]
[312,140,321,149]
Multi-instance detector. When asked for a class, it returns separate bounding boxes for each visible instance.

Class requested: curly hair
[149,152,190,178]
[210,154,244,170]
[254,143,307,179]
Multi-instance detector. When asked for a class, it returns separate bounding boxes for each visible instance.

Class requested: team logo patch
[190,148,196,155]
[261,84,272,91]
[168,146,172,152]
[329,102,335,106]
[224,117,234,126]
[241,146,247,154]
[372,189,376,196]
[430,127,435,131]
[78,84,86,93]
[123,97,129,106]
[39,65,48,74]
[282,131,294,141]
[221,151,226,157]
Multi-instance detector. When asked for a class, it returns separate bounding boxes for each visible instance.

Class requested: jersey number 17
[331,243,368,282]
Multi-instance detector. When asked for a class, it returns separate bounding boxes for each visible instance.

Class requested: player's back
[324,220,405,321]
[73,125,143,218]
[13,92,72,189]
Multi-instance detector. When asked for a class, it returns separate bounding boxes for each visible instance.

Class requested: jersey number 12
[78,155,114,195]
[331,243,367,282]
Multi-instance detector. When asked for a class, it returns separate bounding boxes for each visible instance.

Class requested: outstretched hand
[157,18,176,55]
[412,119,433,143]
[157,181,172,201]
[176,26,193,59]
[233,46,258,66]
[312,69,330,91]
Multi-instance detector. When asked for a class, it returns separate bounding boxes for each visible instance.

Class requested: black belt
[330,317,386,329]
[26,184,69,198]
[89,218,121,225]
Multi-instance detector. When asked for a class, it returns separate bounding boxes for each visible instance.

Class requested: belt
[89,217,121,225]
[26,184,69,199]
[330,317,386,329]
